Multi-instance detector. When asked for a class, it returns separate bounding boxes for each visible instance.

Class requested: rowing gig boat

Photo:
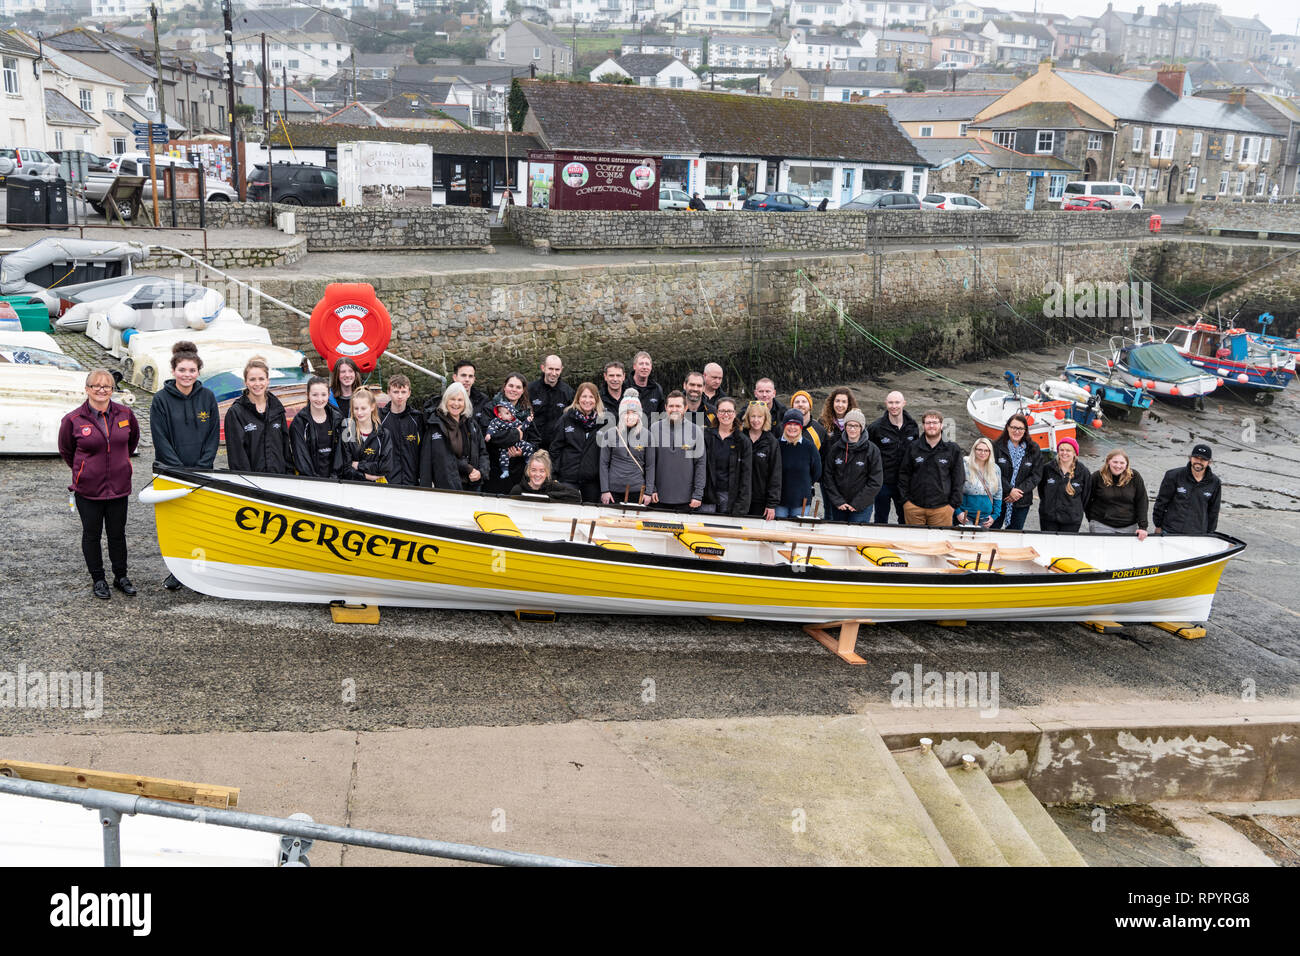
[141,468,1244,625]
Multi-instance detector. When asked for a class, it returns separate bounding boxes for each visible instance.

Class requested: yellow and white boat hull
[143,468,1244,624]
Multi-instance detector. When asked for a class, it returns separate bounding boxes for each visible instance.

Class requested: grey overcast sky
[1050,2,1299,35]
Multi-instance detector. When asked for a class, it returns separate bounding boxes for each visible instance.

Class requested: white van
[1061,180,1143,210]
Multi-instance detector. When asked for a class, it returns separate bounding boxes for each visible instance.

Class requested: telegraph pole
[222,0,242,199]
[262,32,270,130]
[150,3,166,128]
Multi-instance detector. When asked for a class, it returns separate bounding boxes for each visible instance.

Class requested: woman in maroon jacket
[58,368,140,600]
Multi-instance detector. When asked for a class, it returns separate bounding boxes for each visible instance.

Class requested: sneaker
[113,576,137,596]
[163,573,182,591]
[92,580,111,600]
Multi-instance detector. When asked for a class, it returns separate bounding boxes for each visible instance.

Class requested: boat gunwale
[150,466,1248,588]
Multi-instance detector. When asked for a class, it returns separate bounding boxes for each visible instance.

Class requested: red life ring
[308,283,393,374]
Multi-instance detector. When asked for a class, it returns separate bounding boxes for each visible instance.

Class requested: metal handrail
[0,776,601,867]
[151,243,445,385]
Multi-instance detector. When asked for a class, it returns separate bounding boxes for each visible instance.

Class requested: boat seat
[474,511,523,537]
[857,546,908,567]
[594,539,637,552]
[674,531,725,559]
[948,559,1005,574]
[1048,556,1099,574]
[777,548,831,566]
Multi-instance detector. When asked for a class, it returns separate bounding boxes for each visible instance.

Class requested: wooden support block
[0,759,239,808]
[1151,621,1206,640]
[330,602,380,624]
[514,609,556,622]
[803,619,874,665]
[937,620,967,627]
[706,616,745,622]
[1085,620,1124,633]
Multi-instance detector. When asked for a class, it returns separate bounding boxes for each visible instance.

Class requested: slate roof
[624,34,706,49]
[956,72,1019,90]
[239,86,326,115]
[1056,68,1276,134]
[396,63,529,86]
[520,80,926,165]
[970,101,1110,131]
[0,30,39,58]
[266,123,543,158]
[517,20,565,48]
[611,54,682,75]
[372,92,463,125]
[991,20,1054,43]
[821,71,905,87]
[45,89,98,127]
[915,136,1078,171]
[234,8,349,41]
[875,91,1006,122]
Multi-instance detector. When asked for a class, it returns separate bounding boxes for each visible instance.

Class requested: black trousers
[1040,516,1082,533]
[577,479,602,504]
[76,493,128,582]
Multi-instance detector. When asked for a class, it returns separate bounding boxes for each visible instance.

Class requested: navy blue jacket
[777,434,822,511]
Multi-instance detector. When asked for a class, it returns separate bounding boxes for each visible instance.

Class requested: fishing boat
[1246,313,1300,358]
[967,372,1076,450]
[1035,378,1104,429]
[0,365,133,454]
[1061,346,1153,420]
[1162,323,1295,403]
[140,467,1245,626]
[1111,336,1219,405]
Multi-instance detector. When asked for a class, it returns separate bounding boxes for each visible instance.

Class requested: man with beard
[682,370,717,429]
[646,391,705,511]
[898,410,964,527]
[527,353,574,447]
[631,350,666,421]
[1153,443,1222,535]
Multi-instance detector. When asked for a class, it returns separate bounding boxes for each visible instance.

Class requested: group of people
[57,341,1225,597]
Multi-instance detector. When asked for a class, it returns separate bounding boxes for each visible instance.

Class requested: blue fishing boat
[1062,346,1153,419]
[1164,323,1295,404]
[1110,335,1220,407]
[1246,313,1300,358]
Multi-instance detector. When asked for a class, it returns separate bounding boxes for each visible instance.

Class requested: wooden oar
[950,543,1040,562]
[542,515,955,557]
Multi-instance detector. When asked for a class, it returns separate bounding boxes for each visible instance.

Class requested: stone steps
[994,780,1088,867]
[892,746,1007,866]
[947,760,1050,866]
[1197,250,1300,319]
[489,225,518,246]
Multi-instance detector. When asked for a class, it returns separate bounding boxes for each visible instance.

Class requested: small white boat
[128,337,306,392]
[0,238,149,316]
[968,373,1077,450]
[0,365,133,454]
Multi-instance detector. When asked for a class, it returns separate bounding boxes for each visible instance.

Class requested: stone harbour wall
[247,237,1164,394]
[1184,200,1300,237]
[506,208,1154,252]
[167,201,491,250]
[141,234,308,271]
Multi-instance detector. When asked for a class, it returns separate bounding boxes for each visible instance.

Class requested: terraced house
[971,61,1283,204]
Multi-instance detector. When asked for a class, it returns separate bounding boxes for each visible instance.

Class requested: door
[1167,166,1179,202]
[1025,176,1037,210]
[466,160,488,207]
[1084,158,1097,181]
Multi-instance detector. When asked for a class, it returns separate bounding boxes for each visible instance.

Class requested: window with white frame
[1234,171,1244,194]
[1087,132,1102,150]
[959,123,968,136]
[145,89,156,111]
[1149,169,1160,191]
[993,130,1014,149]
[782,87,797,97]
[1185,165,1197,192]
[670,75,684,88]
[1131,126,1143,151]
[1262,138,1271,162]
[1049,173,1065,200]
[79,88,93,112]
[106,91,115,109]
[919,125,933,137]
[1243,136,1260,164]
[1223,134,1234,161]
[54,130,64,149]
[1218,170,1229,193]
[1124,167,1136,186]
[111,136,126,154]
[1136,167,1146,188]
[1256,174,1267,195]
[1150,127,1174,158]
[533,47,541,59]
[1036,130,1054,153]
[1191,131,1202,155]
[3,56,19,95]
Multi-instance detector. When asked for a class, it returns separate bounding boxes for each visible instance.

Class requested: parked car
[1062,196,1115,211]
[934,61,964,70]
[741,191,814,212]
[0,147,59,185]
[1060,180,1142,210]
[659,188,691,210]
[840,190,922,211]
[920,192,989,211]
[246,163,338,206]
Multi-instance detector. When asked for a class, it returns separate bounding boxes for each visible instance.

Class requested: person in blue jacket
[955,437,1003,528]
[775,409,822,519]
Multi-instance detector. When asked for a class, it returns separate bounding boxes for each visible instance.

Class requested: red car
[1062,196,1114,211]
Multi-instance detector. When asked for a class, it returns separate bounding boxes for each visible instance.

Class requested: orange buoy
[308,283,393,374]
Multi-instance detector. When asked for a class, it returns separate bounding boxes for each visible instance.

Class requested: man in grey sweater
[647,391,706,511]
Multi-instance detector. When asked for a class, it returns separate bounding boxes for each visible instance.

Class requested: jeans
[1000,503,1031,530]
[774,505,813,519]
[873,483,903,524]
[75,493,128,582]
[831,505,875,524]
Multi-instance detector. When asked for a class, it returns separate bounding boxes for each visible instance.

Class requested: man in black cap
[1153,443,1222,535]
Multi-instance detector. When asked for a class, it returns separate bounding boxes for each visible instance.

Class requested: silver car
[0,147,59,184]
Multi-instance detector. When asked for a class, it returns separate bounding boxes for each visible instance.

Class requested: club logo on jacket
[243,422,258,432]
[81,425,92,436]
[117,419,129,428]
[197,411,210,422]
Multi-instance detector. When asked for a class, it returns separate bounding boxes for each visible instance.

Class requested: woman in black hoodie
[149,341,220,590]
[340,387,392,482]
[224,357,291,474]
[702,397,752,516]
[548,382,604,503]
[509,450,582,502]
[418,381,489,491]
[742,401,782,521]
[1037,438,1091,533]
[290,377,344,477]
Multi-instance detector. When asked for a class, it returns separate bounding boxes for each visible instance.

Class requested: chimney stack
[1156,65,1186,96]
[1227,87,1247,107]
[1136,5,1144,17]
